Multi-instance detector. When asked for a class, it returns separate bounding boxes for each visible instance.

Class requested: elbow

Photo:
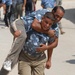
[54,41,58,48]
[54,43,58,48]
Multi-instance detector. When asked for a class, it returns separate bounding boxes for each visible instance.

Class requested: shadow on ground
[64,8,75,24]
[66,59,75,64]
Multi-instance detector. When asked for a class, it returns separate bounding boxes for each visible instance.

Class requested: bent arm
[32,18,55,37]
[32,18,42,32]
[48,37,58,49]
[46,37,58,69]
[32,18,47,33]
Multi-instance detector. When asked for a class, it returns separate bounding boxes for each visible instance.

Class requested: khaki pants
[18,51,46,75]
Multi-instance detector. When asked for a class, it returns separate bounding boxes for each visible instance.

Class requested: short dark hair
[43,12,55,21]
[52,6,65,13]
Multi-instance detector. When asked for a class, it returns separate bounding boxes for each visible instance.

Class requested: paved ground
[0,0,75,75]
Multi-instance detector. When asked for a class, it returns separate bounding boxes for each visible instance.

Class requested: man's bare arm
[46,37,58,69]
[32,18,42,32]
[32,18,55,37]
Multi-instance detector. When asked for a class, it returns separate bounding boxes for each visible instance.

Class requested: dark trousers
[4,5,11,27]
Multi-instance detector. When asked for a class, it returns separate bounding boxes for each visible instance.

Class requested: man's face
[53,8,64,23]
[41,17,54,31]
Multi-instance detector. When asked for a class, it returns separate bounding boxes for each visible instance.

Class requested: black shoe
[0,67,9,75]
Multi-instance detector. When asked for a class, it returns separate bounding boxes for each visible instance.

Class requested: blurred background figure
[32,0,37,11]
[56,0,62,5]
[0,0,6,20]
[10,0,26,21]
[25,0,33,15]
[41,0,56,11]
[2,0,12,27]
[13,0,26,18]
[25,0,37,15]
[56,0,65,34]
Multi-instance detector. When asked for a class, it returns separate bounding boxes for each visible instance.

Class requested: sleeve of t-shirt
[34,14,42,22]
[54,24,59,38]
[41,0,46,6]
[41,0,43,5]
[34,9,48,22]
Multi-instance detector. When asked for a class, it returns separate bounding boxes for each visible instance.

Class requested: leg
[58,21,65,34]
[4,6,9,27]
[18,49,46,75]
[4,13,9,27]
[0,19,27,75]
[18,61,31,75]
[5,19,27,69]
[18,51,31,75]
[31,62,45,75]
[17,3,23,17]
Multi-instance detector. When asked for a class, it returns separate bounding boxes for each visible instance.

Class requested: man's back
[41,0,56,8]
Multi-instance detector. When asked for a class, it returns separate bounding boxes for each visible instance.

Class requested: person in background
[32,0,37,11]
[41,0,56,11]
[10,0,26,23]
[56,0,65,34]
[9,0,26,39]
[25,0,32,15]
[2,0,12,27]
[0,0,5,20]
[25,0,37,15]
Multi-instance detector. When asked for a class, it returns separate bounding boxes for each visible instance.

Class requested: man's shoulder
[34,9,50,17]
[36,9,50,13]
[26,9,50,18]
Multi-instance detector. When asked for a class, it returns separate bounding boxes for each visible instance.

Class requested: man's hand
[48,30,55,37]
[36,44,48,52]
[14,30,21,38]
[45,60,51,69]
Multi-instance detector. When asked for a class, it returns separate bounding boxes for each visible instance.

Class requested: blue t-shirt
[41,0,56,8]
[21,9,59,59]
[2,0,12,5]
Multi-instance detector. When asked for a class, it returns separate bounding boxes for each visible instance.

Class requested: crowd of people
[0,0,65,75]
[0,0,37,27]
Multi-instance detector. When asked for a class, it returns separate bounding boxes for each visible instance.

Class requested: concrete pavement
[0,0,75,75]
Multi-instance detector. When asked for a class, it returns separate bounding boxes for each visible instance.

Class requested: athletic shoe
[3,60,12,71]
